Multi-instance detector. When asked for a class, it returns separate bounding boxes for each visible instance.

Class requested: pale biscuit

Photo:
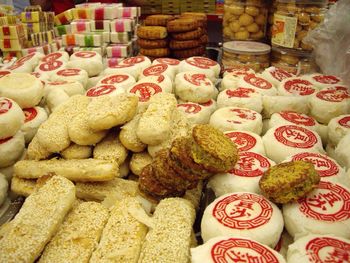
[119,114,147,152]
[129,152,153,176]
[60,143,92,159]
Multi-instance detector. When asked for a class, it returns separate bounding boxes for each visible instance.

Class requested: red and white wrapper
[177,102,212,124]
[90,20,110,32]
[278,77,318,98]
[106,44,132,58]
[217,87,263,113]
[237,74,277,96]
[284,151,349,188]
[262,124,325,163]
[0,38,25,51]
[309,86,350,124]
[0,24,25,40]
[224,130,266,155]
[72,8,92,20]
[210,107,263,134]
[287,234,350,263]
[191,236,286,263]
[92,4,121,20]
[54,9,73,26]
[110,18,135,32]
[97,73,136,91]
[209,151,275,195]
[86,84,125,98]
[328,114,350,146]
[71,19,92,33]
[201,192,284,247]
[283,181,350,239]
[110,32,132,44]
[116,7,140,18]
[308,73,344,90]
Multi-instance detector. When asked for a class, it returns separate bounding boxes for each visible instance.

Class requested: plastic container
[271,0,328,51]
[222,41,271,72]
[271,46,317,75]
[223,0,268,41]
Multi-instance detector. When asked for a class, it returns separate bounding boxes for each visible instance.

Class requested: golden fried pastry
[137,38,168,49]
[144,14,174,26]
[181,12,207,26]
[171,27,203,40]
[169,39,201,50]
[167,18,198,33]
[26,136,51,160]
[259,161,320,204]
[119,114,147,153]
[129,152,153,176]
[137,26,167,40]
[60,143,92,159]
[172,46,205,59]
[140,48,170,58]
[190,124,239,173]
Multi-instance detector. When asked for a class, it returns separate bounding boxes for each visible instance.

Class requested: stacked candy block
[57,3,140,60]
[20,5,56,55]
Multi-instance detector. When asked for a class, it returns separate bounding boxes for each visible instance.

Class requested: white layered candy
[201,192,284,247]
[51,68,88,88]
[177,102,211,124]
[67,51,103,77]
[0,131,25,168]
[287,234,350,263]
[262,95,309,118]
[261,66,294,87]
[224,130,266,155]
[96,73,136,91]
[283,181,350,239]
[209,152,275,196]
[0,73,44,108]
[309,86,350,124]
[137,75,172,93]
[209,107,263,134]
[0,97,24,139]
[284,152,349,188]
[86,84,125,98]
[175,72,217,103]
[21,106,48,144]
[328,114,350,146]
[152,58,180,75]
[178,56,219,82]
[217,87,263,113]
[278,77,318,100]
[263,125,324,163]
[268,111,319,132]
[334,133,350,169]
[237,73,277,96]
[191,236,286,263]
[139,63,175,81]
[41,51,70,63]
[307,73,344,90]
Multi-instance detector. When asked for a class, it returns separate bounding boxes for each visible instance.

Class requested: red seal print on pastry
[186,57,217,69]
[57,68,80,76]
[111,64,133,69]
[23,108,37,122]
[274,125,317,148]
[16,52,35,64]
[86,85,116,97]
[129,83,162,102]
[313,75,341,84]
[230,108,257,120]
[284,79,315,96]
[233,152,272,177]
[270,68,293,81]
[211,238,280,263]
[101,74,129,85]
[49,81,68,85]
[316,87,350,102]
[39,60,63,71]
[0,70,10,78]
[0,98,12,114]
[200,99,213,107]
[225,66,251,76]
[244,74,273,89]
[122,56,145,65]
[143,64,168,76]
[42,52,62,62]
[225,131,257,152]
[292,152,339,177]
[0,137,11,144]
[7,63,23,70]
[184,73,211,86]
[177,103,202,114]
[305,237,350,262]
[279,111,315,126]
[212,193,273,229]
[298,181,350,222]
[74,51,96,58]
[226,87,256,98]
[155,58,180,65]
[338,116,350,128]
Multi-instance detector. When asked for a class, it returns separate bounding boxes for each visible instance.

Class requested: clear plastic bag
[304,0,350,86]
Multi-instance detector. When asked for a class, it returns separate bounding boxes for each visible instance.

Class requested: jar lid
[276,0,327,4]
[271,46,312,58]
[223,41,271,55]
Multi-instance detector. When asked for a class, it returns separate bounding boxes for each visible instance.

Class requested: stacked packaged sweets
[20,5,55,55]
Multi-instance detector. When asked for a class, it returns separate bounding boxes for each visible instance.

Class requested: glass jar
[271,46,317,75]
[271,0,328,51]
[222,41,271,72]
[223,0,268,41]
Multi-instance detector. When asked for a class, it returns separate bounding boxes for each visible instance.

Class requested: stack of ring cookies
[167,13,208,59]
[137,15,174,58]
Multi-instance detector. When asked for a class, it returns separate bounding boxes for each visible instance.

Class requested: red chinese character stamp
[23,108,37,122]
[225,131,257,152]
[338,116,350,129]
[279,111,315,126]
[101,74,129,84]
[232,152,272,177]
[143,64,168,76]
[86,85,116,97]
[306,237,350,262]
[186,57,217,69]
[184,73,211,86]
[226,87,256,98]
[284,79,315,96]
[129,83,162,102]
[0,98,12,114]
[313,75,341,84]
[177,103,202,114]
[274,125,318,148]
[57,68,81,76]
[244,74,273,89]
